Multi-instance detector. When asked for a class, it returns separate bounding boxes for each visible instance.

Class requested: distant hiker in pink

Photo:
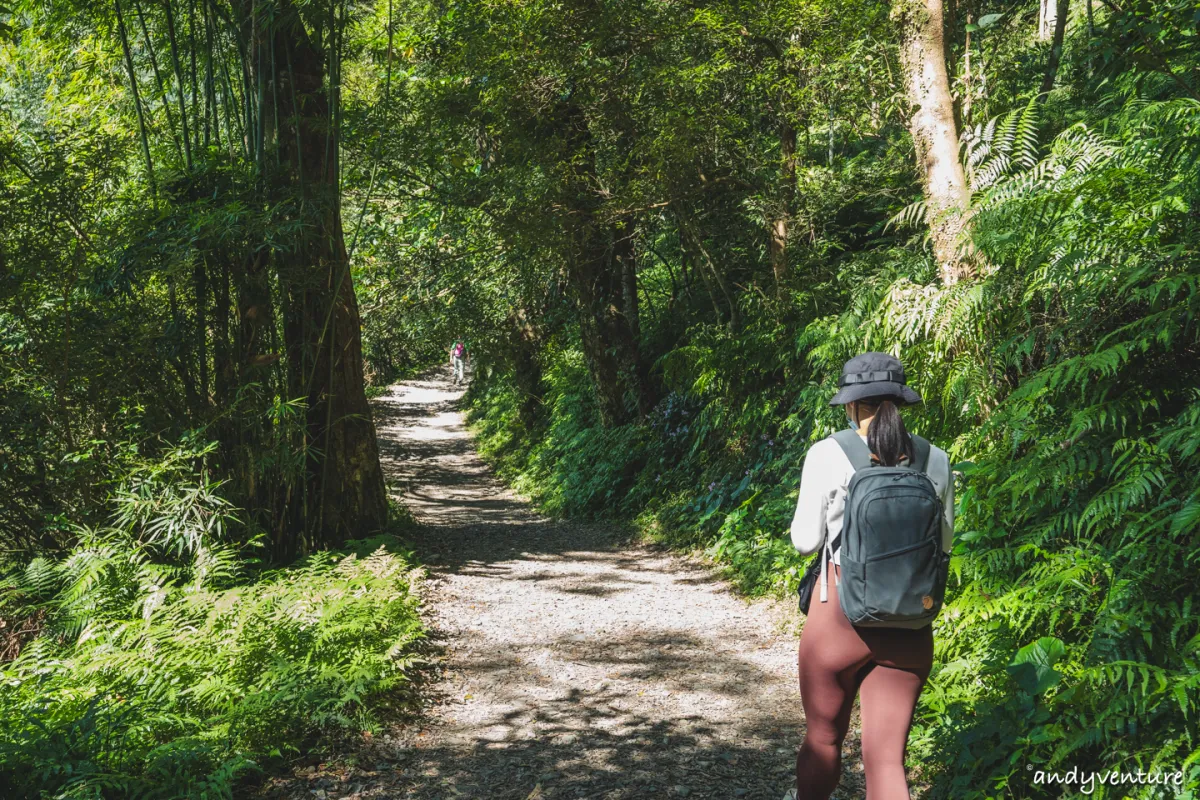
[449,339,468,384]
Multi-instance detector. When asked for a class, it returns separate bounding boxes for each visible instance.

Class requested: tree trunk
[617,219,640,342]
[195,257,209,406]
[505,307,544,434]
[894,0,975,284]
[561,105,653,427]
[1038,0,1058,40]
[769,120,796,295]
[513,342,543,434]
[272,0,387,556]
[568,219,653,426]
[1040,0,1070,94]
[614,217,654,416]
[234,245,273,522]
[827,108,835,165]
[570,246,631,426]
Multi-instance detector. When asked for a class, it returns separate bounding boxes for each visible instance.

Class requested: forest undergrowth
[0,439,426,799]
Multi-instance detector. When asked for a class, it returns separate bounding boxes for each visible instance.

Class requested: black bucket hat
[828,352,922,407]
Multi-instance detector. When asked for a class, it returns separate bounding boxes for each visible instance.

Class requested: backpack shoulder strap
[909,434,932,473]
[831,429,873,472]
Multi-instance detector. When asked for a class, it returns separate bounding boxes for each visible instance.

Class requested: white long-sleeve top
[790,433,955,564]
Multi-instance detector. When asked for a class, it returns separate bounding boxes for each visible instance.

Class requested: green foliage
[8,0,1200,794]
[461,79,1200,800]
[0,445,425,799]
[468,350,650,515]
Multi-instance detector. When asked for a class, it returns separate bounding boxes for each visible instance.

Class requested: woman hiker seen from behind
[789,353,954,800]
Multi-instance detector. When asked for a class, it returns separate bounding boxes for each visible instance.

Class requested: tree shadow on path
[257,372,869,800]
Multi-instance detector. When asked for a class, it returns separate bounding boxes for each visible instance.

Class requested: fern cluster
[0,443,426,799]
[895,97,1200,798]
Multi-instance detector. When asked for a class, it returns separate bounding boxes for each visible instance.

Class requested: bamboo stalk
[162,0,193,168]
[219,51,242,157]
[197,255,210,405]
[218,35,248,158]
[133,0,184,162]
[255,5,265,164]
[211,0,254,161]
[188,0,200,155]
[270,10,280,165]
[203,0,215,147]
[115,0,158,196]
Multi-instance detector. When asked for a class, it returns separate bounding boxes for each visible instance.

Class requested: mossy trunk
[270,0,388,557]
[894,0,975,284]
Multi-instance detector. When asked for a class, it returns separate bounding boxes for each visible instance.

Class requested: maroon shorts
[795,561,933,800]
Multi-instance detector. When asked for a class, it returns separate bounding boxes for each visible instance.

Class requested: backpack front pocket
[862,537,940,620]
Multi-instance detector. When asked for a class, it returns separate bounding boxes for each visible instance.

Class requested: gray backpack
[824,429,949,629]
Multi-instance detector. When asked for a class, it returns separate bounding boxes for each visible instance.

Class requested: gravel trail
[262,371,863,800]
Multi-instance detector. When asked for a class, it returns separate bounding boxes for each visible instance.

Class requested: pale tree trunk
[1040,0,1070,94]
[616,219,640,342]
[894,0,975,284]
[768,121,796,295]
[1038,0,1058,40]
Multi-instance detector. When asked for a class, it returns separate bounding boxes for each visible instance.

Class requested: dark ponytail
[866,398,913,467]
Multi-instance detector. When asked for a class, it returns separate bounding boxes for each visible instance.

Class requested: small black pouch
[796,533,839,616]
[796,556,822,615]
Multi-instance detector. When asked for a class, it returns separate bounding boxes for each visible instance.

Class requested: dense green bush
[0,443,425,799]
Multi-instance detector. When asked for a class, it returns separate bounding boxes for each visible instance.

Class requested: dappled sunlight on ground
[258,367,869,800]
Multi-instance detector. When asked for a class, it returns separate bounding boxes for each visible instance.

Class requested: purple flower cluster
[648,392,699,442]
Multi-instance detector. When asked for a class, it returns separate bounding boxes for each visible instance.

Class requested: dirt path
[266,371,862,800]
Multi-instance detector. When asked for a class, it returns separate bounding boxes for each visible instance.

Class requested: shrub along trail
[262,370,867,800]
